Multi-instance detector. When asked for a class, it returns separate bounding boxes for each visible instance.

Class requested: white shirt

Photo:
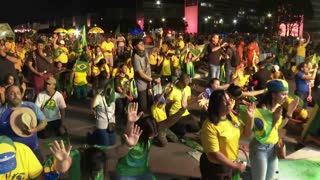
[92,94,115,129]
[35,91,67,122]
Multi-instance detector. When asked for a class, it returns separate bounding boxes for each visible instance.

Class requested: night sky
[0,0,137,25]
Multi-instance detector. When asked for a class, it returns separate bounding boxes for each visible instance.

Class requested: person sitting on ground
[151,84,182,147]
[0,85,48,163]
[44,103,143,180]
[115,98,188,179]
[35,76,67,138]
[166,73,200,139]
[87,88,116,146]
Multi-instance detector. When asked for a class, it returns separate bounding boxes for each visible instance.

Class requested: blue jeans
[226,66,235,84]
[209,64,220,79]
[295,56,305,66]
[115,171,154,180]
[87,129,116,146]
[249,139,278,180]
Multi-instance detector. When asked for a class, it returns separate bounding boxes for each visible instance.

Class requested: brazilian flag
[220,64,226,84]
[75,60,89,73]
[239,105,273,144]
[104,77,116,106]
[130,79,138,99]
[53,47,63,58]
[302,100,320,139]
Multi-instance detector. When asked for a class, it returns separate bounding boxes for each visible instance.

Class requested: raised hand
[272,106,283,127]
[246,102,256,120]
[127,102,143,123]
[287,97,299,116]
[49,140,72,162]
[198,96,209,110]
[124,124,143,148]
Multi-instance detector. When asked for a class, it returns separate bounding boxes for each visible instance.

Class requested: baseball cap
[46,76,56,85]
[0,136,16,174]
[266,79,289,92]
[154,94,166,104]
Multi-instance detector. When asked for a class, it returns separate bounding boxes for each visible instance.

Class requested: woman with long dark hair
[200,89,255,179]
[249,79,299,180]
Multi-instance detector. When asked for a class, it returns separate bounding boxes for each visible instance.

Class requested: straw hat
[10,107,37,138]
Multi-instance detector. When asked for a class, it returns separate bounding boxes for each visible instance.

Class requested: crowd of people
[0,27,319,180]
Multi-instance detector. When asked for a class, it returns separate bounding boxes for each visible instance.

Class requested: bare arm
[107,124,142,159]
[27,61,41,76]
[304,33,310,46]
[242,103,255,138]
[35,120,48,132]
[301,66,318,80]
[6,54,19,64]
[242,89,266,97]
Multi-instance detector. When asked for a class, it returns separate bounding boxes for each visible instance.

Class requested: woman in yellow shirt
[200,89,255,179]
[249,79,299,180]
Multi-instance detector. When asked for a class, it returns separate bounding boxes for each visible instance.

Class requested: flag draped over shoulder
[239,105,273,144]
[130,79,138,99]
[75,60,89,72]
[104,77,116,105]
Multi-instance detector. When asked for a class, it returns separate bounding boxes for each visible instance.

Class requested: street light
[204,17,208,23]
[156,0,160,5]
[182,17,186,21]
[219,18,223,24]
[267,13,272,18]
[233,19,237,24]
[149,20,153,23]
[161,18,166,22]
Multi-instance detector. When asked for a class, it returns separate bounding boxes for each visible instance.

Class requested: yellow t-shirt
[172,56,180,69]
[233,70,249,87]
[161,44,168,54]
[151,104,167,122]
[265,116,282,144]
[178,40,185,50]
[168,86,191,116]
[112,68,118,77]
[54,47,69,64]
[161,57,171,76]
[201,113,242,164]
[149,53,158,66]
[0,142,43,180]
[100,64,110,74]
[126,67,134,79]
[74,72,88,86]
[101,41,114,56]
[296,44,306,57]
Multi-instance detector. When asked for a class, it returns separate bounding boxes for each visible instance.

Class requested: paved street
[37,73,320,179]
